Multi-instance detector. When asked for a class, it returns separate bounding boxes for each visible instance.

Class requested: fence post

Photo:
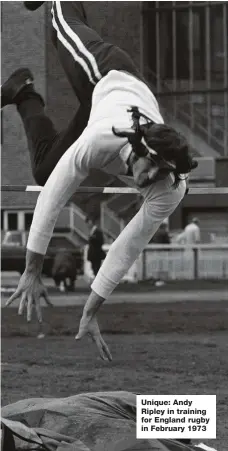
[69,206,74,231]
[142,249,147,281]
[193,247,199,279]
[120,219,125,231]
[100,205,104,233]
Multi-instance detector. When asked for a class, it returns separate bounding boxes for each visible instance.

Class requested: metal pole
[100,204,104,234]
[194,247,199,280]
[205,4,211,145]
[142,249,147,281]
[223,2,228,156]
[155,1,161,94]
[172,1,177,118]
[69,205,74,231]
[139,1,144,77]
[188,3,194,130]
[3,213,8,231]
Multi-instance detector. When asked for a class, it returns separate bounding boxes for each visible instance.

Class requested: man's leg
[1,69,90,185]
[51,0,143,105]
[53,275,60,288]
[1,2,95,184]
[2,0,141,184]
[18,92,90,185]
[91,260,102,277]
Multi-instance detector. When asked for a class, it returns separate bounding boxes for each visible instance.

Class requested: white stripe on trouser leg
[56,0,102,82]
[52,15,96,85]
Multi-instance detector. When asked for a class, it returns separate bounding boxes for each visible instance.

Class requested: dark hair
[112,107,198,188]
[142,123,197,187]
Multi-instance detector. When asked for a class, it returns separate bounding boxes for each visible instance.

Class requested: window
[1,111,3,145]
[210,5,225,81]
[3,210,34,231]
[7,213,18,230]
[145,3,206,82]
[175,12,190,80]
[24,212,33,230]
[175,9,205,80]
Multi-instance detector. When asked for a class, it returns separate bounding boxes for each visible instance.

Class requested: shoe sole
[1,68,34,108]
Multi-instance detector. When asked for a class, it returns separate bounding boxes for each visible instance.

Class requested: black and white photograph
[1,1,228,450]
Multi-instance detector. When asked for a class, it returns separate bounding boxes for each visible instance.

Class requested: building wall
[169,193,228,231]
[1,1,46,208]
[142,1,228,156]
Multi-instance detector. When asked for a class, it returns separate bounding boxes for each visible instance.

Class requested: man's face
[131,155,159,188]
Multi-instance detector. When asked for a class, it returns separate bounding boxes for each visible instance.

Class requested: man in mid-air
[2,1,197,361]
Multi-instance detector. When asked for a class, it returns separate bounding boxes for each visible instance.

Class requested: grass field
[1,298,228,450]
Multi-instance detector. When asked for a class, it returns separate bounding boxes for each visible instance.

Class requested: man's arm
[26,249,45,275]
[6,140,89,319]
[76,178,186,361]
[26,143,88,263]
[195,226,201,243]
[175,232,185,244]
[84,179,187,305]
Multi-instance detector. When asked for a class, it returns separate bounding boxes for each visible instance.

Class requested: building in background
[143,1,227,157]
[1,1,228,244]
[141,1,228,241]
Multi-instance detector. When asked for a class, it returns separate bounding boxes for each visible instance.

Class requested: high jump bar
[1,185,228,195]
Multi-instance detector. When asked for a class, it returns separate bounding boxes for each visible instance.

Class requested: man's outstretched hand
[5,270,53,323]
[76,314,112,362]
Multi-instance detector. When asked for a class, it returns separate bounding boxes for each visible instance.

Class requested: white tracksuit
[27,70,186,298]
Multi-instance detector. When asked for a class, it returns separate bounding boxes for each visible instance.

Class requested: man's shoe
[1,68,34,108]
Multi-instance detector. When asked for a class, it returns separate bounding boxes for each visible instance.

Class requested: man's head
[86,214,99,229]
[113,109,198,189]
[192,217,200,226]
[86,216,94,228]
[126,123,197,188]
[141,122,198,180]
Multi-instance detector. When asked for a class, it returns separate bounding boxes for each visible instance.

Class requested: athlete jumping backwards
[2,1,197,361]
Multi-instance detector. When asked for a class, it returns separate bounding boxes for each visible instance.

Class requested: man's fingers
[100,337,112,362]
[18,295,27,315]
[27,294,34,322]
[75,326,86,340]
[93,335,107,360]
[75,321,112,361]
[35,298,43,323]
[75,324,107,360]
[42,289,53,307]
[5,291,20,307]
[90,333,110,361]
[75,316,88,340]
[97,335,112,361]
